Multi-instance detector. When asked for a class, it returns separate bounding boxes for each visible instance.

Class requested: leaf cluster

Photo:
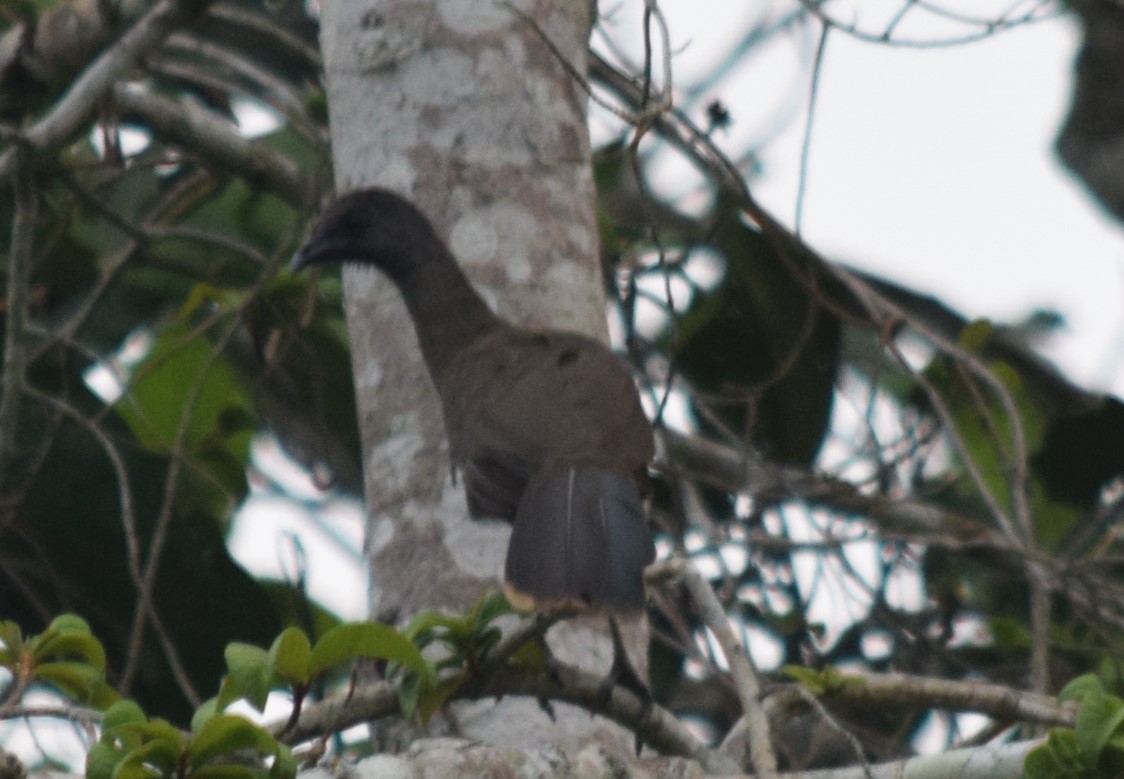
[0,610,480,779]
[0,614,116,708]
[1026,675,1124,778]
[87,702,295,779]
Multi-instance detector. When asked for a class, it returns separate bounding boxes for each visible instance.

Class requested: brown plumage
[292,188,655,612]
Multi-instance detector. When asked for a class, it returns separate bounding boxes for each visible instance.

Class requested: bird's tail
[504,466,654,613]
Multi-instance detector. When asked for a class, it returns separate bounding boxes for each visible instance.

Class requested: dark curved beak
[290,236,350,273]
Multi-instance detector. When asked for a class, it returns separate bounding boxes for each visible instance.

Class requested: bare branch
[648,558,778,778]
[0,174,36,482]
[111,84,316,208]
[0,0,218,183]
[795,0,1057,48]
[772,670,1075,729]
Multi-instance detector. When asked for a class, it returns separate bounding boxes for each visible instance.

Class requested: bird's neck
[394,248,501,382]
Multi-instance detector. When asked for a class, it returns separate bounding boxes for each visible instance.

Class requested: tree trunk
[317,0,642,754]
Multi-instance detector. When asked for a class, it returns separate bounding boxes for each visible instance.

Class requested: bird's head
[292,188,443,282]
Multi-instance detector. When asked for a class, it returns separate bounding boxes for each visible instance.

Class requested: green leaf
[1076,690,1124,768]
[0,621,25,665]
[270,744,296,779]
[32,626,106,672]
[671,204,840,467]
[90,678,122,710]
[1060,675,1105,704]
[219,643,275,712]
[468,591,515,632]
[187,715,273,770]
[473,627,502,661]
[1023,728,1087,779]
[114,324,254,514]
[268,628,312,686]
[45,614,94,634]
[178,284,244,325]
[115,326,243,451]
[87,740,124,779]
[397,670,422,722]
[191,699,219,733]
[103,700,149,730]
[309,623,430,683]
[34,660,104,702]
[406,611,472,644]
[416,675,465,726]
[116,737,181,779]
[142,718,189,748]
[177,180,294,255]
[114,755,165,779]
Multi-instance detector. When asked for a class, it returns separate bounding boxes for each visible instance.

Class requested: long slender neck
[390,244,501,386]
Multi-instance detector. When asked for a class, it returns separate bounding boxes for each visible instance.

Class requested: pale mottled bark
[317,0,643,754]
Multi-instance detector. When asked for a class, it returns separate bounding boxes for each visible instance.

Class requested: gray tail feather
[504,466,654,612]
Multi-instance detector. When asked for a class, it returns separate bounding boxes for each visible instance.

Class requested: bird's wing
[439,327,653,519]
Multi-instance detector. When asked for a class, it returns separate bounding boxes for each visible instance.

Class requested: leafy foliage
[212,622,433,719]
[401,592,519,722]
[0,1,337,722]
[0,614,117,708]
[86,700,296,779]
[1025,676,1124,778]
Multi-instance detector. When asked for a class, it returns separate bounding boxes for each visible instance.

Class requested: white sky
[600,0,1124,396]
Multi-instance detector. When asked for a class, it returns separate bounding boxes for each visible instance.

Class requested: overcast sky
[598,0,1124,397]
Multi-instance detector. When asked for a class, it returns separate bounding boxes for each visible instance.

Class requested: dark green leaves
[214,622,433,717]
[0,614,117,708]
[1025,676,1124,778]
[672,204,840,466]
[400,592,518,723]
[308,623,429,679]
[87,701,295,779]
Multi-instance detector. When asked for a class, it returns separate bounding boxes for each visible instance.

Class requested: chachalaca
[292,188,655,613]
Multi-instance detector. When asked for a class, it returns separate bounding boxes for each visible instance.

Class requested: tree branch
[648,558,778,777]
[772,670,1076,729]
[0,0,216,183]
[0,173,36,483]
[111,84,315,207]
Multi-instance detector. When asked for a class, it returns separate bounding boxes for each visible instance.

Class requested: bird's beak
[290,236,349,273]
[289,246,311,274]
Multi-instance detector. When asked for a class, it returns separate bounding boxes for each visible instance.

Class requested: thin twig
[647,557,778,778]
[0,173,36,484]
[506,1,671,127]
[0,704,103,726]
[794,0,1057,48]
[778,686,874,778]
[795,23,830,237]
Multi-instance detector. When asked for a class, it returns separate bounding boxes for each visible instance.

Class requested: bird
[291,187,656,613]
